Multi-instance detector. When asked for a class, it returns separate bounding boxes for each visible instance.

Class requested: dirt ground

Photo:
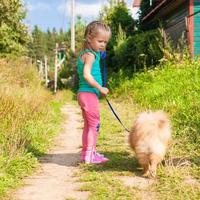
[14,103,158,200]
[14,104,89,200]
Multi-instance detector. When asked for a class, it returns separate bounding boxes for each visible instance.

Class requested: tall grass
[108,58,200,157]
[77,58,200,199]
[0,58,63,198]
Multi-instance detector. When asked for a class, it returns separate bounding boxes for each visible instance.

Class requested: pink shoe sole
[81,151,107,161]
[84,157,109,164]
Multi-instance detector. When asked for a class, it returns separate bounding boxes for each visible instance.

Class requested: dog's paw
[148,170,156,179]
[143,171,150,178]
[143,170,156,179]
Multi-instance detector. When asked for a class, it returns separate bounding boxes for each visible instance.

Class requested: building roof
[132,0,141,7]
[132,0,164,8]
[142,0,187,23]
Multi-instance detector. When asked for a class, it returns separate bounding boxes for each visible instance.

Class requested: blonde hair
[83,21,111,50]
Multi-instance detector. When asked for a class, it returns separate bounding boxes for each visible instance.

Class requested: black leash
[105,97,130,132]
[100,51,130,133]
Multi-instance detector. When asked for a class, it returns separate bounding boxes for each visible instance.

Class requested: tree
[101,1,135,43]
[45,28,57,68]
[99,1,135,72]
[75,16,86,53]
[0,0,30,56]
[30,26,46,61]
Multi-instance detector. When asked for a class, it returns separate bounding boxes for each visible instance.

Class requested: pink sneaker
[81,150,109,164]
[95,151,105,158]
[86,154,109,164]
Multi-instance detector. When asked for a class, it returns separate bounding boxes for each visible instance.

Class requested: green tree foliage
[28,16,87,89]
[98,0,165,74]
[112,29,163,73]
[0,0,30,56]
[75,16,86,53]
[29,26,68,70]
[99,1,135,72]
[45,28,57,67]
[30,26,46,61]
[58,17,86,89]
[101,1,135,45]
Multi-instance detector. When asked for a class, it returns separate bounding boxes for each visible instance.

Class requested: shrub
[111,29,163,73]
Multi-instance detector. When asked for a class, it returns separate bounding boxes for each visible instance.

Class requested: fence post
[54,43,58,93]
[44,55,48,87]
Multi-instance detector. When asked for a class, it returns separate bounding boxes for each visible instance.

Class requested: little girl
[77,21,111,164]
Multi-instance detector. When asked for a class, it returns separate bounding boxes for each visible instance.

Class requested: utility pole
[71,0,75,53]
[54,43,58,94]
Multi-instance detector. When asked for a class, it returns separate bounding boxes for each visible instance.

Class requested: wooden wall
[164,2,188,48]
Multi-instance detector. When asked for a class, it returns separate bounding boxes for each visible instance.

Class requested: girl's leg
[81,109,103,160]
[77,92,108,163]
[78,92,96,162]
[83,115,108,163]
[80,108,88,160]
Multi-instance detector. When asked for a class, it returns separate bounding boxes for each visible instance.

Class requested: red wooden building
[133,0,200,57]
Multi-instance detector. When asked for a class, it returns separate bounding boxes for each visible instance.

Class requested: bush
[111,29,163,73]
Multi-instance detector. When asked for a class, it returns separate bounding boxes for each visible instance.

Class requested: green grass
[0,153,37,197]
[76,59,200,199]
[76,102,143,200]
[109,59,200,157]
[1,57,200,199]
[0,58,72,199]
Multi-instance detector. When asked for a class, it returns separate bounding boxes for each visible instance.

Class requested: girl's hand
[99,87,109,96]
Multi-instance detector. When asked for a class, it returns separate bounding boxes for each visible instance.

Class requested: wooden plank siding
[164,3,188,47]
[189,0,194,57]
[140,0,200,57]
[194,0,200,56]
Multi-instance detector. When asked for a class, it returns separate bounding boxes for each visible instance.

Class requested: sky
[23,0,139,32]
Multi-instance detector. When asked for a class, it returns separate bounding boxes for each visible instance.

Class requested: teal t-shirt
[77,49,102,97]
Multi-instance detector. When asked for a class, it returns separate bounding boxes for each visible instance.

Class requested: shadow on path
[39,153,81,167]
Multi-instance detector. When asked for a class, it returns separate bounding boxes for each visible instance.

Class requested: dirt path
[15,104,89,200]
[13,103,165,200]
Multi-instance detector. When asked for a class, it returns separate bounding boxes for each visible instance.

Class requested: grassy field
[0,58,69,199]
[1,57,200,199]
[76,59,200,200]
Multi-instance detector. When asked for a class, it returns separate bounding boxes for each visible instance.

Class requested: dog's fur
[129,110,171,178]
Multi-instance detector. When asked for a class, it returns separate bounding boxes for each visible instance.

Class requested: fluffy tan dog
[129,110,171,178]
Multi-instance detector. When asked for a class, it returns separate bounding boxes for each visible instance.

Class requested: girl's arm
[83,53,109,96]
